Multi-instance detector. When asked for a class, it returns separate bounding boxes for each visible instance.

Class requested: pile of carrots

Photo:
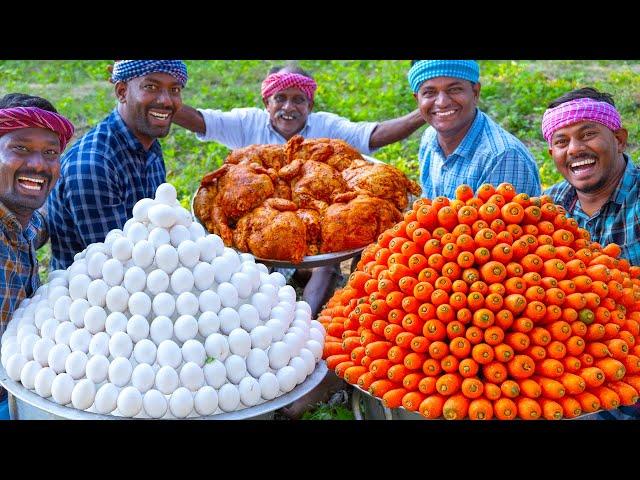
[319,183,640,419]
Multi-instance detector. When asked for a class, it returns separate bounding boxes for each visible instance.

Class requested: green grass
[301,402,355,420]
[2,60,639,280]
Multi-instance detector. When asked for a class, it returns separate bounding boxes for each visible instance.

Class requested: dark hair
[0,93,58,112]
[548,87,615,109]
[267,63,313,79]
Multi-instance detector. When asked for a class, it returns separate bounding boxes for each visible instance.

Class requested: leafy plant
[301,402,355,420]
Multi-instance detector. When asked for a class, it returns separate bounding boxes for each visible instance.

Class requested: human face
[414,77,480,140]
[116,72,184,149]
[263,87,313,140]
[549,121,627,194]
[0,127,61,218]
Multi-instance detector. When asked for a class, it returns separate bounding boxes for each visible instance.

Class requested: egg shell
[132,240,156,269]
[204,333,229,361]
[109,331,133,359]
[212,257,233,284]
[128,291,152,317]
[20,333,40,360]
[268,271,287,288]
[258,372,280,400]
[122,218,136,236]
[143,389,168,418]
[175,240,200,269]
[203,359,227,389]
[6,353,28,381]
[218,307,241,335]
[276,366,297,393]
[197,311,220,338]
[51,372,75,405]
[151,292,176,318]
[282,332,303,358]
[17,325,37,344]
[230,272,252,299]
[228,328,252,357]
[246,348,269,378]
[277,285,297,304]
[250,325,272,351]
[71,379,96,411]
[124,315,149,343]
[240,263,261,291]
[194,386,218,416]
[169,224,190,247]
[68,259,88,277]
[148,204,177,229]
[127,222,149,244]
[251,292,272,321]
[309,328,325,345]
[68,274,91,301]
[238,304,260,332]
[34,367,57,397]
[69,328,92,353]
[224,354,247,385]
[155,244,179,273]
[95,383,119,414]
[86,355,110,384]
[170,267,195,295]
[188,222,206,241]
[86,279,109,307]
[180,362,205,391]
[131,363,156,393]
[192,262,215,291]
[55,321,78,345]
[182,339,206,367]
[32,337,55,367]
[101,259,124,287]
[305,339,323,362]
[289,356,308,385]
[195,236,216,262]
[155,365,179,395]
[174,206,193,228]
[155,183,177,204]
[157,340,182,369]
[239,376,261,407]
[105,312,127,336]
[176,292,199,317]
[198,290,221,314]
[86,252,107,280]
[298,348,316,376]
[133,338,157,365]
[268,341,292,370]
[259,284,279,305]
[174,315,198,342]
[117,386,143,417]
[34,306,54,329]
[217,383,240,412]
[20,360,42,389]
[89,332,111,357]
[150,316,174,345]
[217,282,239,309]
[265,318,286,342]
[108,356,133,387]
[105,286,129,313]
[270,305,293,324]
[148,227,171,249]
[146,269,170,295]
[255,263,269,274]
[169,387,194,418]
[123,266,147,294]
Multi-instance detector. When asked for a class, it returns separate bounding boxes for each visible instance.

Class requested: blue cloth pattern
[110,60,188,86]
[418,109,541,199]
[46,109,166,270]
[408,60,480,93]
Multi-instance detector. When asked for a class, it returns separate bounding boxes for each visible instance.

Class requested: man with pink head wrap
[543,87,640,421]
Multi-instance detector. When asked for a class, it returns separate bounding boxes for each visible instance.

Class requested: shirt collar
[110,109,162,155]
[0,200,43,243]
[611,155,637,205]
[264,109,310,141]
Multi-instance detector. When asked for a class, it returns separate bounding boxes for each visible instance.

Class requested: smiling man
[408,60,541,198]
[543,87,640,267]
[47,60,187,269]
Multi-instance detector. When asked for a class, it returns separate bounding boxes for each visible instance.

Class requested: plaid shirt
[46,109,166,270]
[544,156,640,267]
[418,109,542,199]
[0,202,45,335]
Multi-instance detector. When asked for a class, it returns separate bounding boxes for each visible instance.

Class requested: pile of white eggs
[0,183,325,418]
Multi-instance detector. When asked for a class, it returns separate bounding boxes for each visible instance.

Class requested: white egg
[101,259,123,287]
[204,333,229,362]
[169,224,190,247]
[133,339,157,365]
[155,183,177,204]
[151,292,175,318]
[69,328,91,353]
[1,336,17,356]
[203,359,227,389]
[182,339,206,367]
[104,312,127,336]
[283,332,303,357]
[255,263,269,274]
[47,285,70,308]
[131,363,155,393]
[132,240,155,269]
[193,262,215,291]
[111,236,134,263]
[251,292,272,321]
[32,337,55,367]
[155,244,179,274]
[305,340,323,362]
[237,304,259,332]
[150,316,174,345]
[117,386,143,417]
[195,236,217,262]
[83,306,106,334]
[246,348,269,378]
[34,367,57,397]
[51,372,75,405]
[222,247,241,269]
[95,383,119,414]
[269,341,291,370]
[69,299,89,327]
[143,389,168,418]
[155,365,179,395]
[278,285,297,303]
[217,383,240,412]
[176,240,200,268]
[299,348,316,375]
[174,315,198,342]
[34,306,54,329]
[309,328,324,345]
[265,318,286,342]
[270,305,293,325]
[86,252,107,279]
[121,268,145,296]
[238,376,261,407]
[20,360,42,389]
[268,271,287,288]
[170,267,195,295]
[88,332,110,357]
[180,362,205,391]
[108,356,133,387]
[188,222,206,241]
[6,353,27,381]
[86,279,109,307]
[124,315,149,343]
[224,354,247,385]
[310,319,325,334]
[250,325,272,350]
[230,272,252,299]
[198,291,221,315]
[133,197,157,222]
[157,340,182,369]
[258,272,272,287]
[218,307,240,335]
[193,386,218,416]
[127,222,149,244]
[20,333,40,360]
[228,328,252,357]
[276,366,297,393]
[55,321,77,345]
[109,331,133,358]
[104,286,129,313]
[148,204,177,229]
[176,292,199,317]
[17,324,37,344]
[259,371,280,400]
[168,387,193,418]
[122,218,136,236]
[148,227,171,249]
[212,256,233,284]
[217,282,239,309]
[52,295,71,323]
[71,379,96,411]
[127,291,151,317]
[145,269,168,296]
[68,259,88,277]
[296,300,312,314]
[86,355,110,383]
[289,356,308,385]
[197,311,220,337]
[175,205,193,228]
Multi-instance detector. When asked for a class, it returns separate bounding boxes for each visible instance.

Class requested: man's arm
[173,104,206,134]
[369,109,426,150]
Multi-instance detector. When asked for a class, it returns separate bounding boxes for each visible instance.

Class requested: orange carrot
[357,371,376,391]
[559,396,583,418]
[575,391,601,413]
[419,394,446,419]
[493,398,517,420]
[592,385,621,410]
[468,398,494,420]
[540,398,564,420]
[402,391,427,412]
[442,394,470,420]
[326,354,351,370]
[607,381,639,406]
[516,397,542,420]
[368,379,397,398]
[382,387,408,409]
[595,357,626,382]
[343,366,368,385]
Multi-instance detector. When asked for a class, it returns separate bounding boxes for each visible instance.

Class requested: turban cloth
[261,72,317,102]
[110,60,188,86]
[0,107,75,151]
[541,98,622,146]
[408,60,480,93]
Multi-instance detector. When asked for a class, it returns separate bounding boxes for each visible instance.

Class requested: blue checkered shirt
[418,109,542,199]
[1,202,45,334]
[47,109,166,270]
[544,156,640,267]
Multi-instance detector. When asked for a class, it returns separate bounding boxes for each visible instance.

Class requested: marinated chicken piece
[233,198,307,263]
[342,159,422,210]
[296,208,322,256]
[285,135,363,171]
[214,163,276,221]
[279,159,347,210]
[225,144,286,170]
[320,195,402,253]
[193,182,218,236]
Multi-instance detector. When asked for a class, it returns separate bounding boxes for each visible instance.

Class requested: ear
[308,99,314,111]
[613,128,628,153]
[413,92,418,103]
[472,82,481,102]
[115,81,128,104]
[262,96,269,108]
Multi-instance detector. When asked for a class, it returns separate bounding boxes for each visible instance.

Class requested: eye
[12,144,28,152]
[448,87,463,94]
[553,138,568,148]
[44,149,60,156]
[293,97,306,105]
[143,84,157,91]
[171,86,182,94]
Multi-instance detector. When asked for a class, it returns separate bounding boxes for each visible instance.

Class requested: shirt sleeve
[480,147,542,197]
[63,155,128,248]
[195,108,250,148]
[311,112,378,155]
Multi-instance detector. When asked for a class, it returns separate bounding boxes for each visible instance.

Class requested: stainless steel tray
[0,361,327,420]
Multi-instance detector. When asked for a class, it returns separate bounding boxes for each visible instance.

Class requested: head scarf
[110,60,188,86]
[0,107,75,151]
[541,97,622,145]
[261,72,317,102]
[408,60,480,93]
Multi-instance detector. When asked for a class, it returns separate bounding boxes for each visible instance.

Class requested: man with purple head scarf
[46,60,188,270]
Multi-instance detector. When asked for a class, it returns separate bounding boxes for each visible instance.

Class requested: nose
[567,136,586,157]
[25,152,47,172]
[155,89,172,107]
[434,90,450,107]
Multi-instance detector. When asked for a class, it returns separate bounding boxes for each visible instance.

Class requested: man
[0,93,74,419]
[408,60,542,198]
[47,60,188,270]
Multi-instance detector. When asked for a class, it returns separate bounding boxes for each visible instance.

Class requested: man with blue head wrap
[408,60,541,198]
[47,60,188,269]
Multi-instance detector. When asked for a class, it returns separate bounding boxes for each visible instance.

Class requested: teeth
[150,112,169,119]
[570,159,596,168]
[21,184,42,191]
[17,176,45,184]
[435,110,455,117]
[282,115,294,120]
